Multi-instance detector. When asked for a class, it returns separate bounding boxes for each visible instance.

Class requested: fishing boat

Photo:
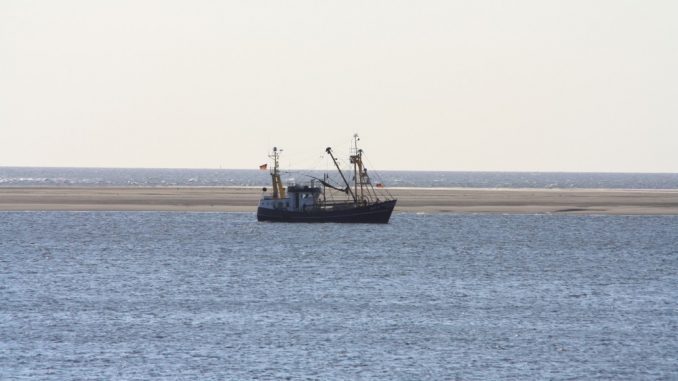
[257,135,397,223]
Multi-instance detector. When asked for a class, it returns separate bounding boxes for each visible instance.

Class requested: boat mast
[353,135,358,202]
[325,147,357,203]
[269,147,286,199]
[350,134,366,204]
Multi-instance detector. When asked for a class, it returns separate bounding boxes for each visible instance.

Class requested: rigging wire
[362,152,395,200]
[265,138,393,203]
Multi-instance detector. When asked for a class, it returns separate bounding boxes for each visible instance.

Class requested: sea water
[2,167,678,189]
[1,212,676,380]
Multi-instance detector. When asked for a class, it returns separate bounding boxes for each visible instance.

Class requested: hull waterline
[257,199,396,223]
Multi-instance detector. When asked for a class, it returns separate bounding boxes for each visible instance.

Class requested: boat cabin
[287,185,321,211]
[259,184,321,212]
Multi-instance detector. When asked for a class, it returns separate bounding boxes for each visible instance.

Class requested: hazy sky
[1,1,676,172]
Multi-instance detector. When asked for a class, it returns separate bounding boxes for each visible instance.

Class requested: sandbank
[1,187,678,215]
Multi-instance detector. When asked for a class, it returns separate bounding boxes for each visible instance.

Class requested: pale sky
[1,1,676,172]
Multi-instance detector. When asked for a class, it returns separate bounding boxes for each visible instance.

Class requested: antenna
[352,133,360,155]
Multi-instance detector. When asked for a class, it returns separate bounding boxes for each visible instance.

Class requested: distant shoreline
[1,186,678,215]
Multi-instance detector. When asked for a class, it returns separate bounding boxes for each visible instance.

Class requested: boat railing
[320,201,356,210]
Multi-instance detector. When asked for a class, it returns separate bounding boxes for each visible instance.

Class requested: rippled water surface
[1,212,677,380]
[2,167,678,188]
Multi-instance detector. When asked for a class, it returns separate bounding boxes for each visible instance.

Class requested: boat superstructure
[257,135,396,223]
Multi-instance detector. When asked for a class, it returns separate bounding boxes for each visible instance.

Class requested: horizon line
[1,165,677,175]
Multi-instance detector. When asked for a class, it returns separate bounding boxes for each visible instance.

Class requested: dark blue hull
[257,199,396,223]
